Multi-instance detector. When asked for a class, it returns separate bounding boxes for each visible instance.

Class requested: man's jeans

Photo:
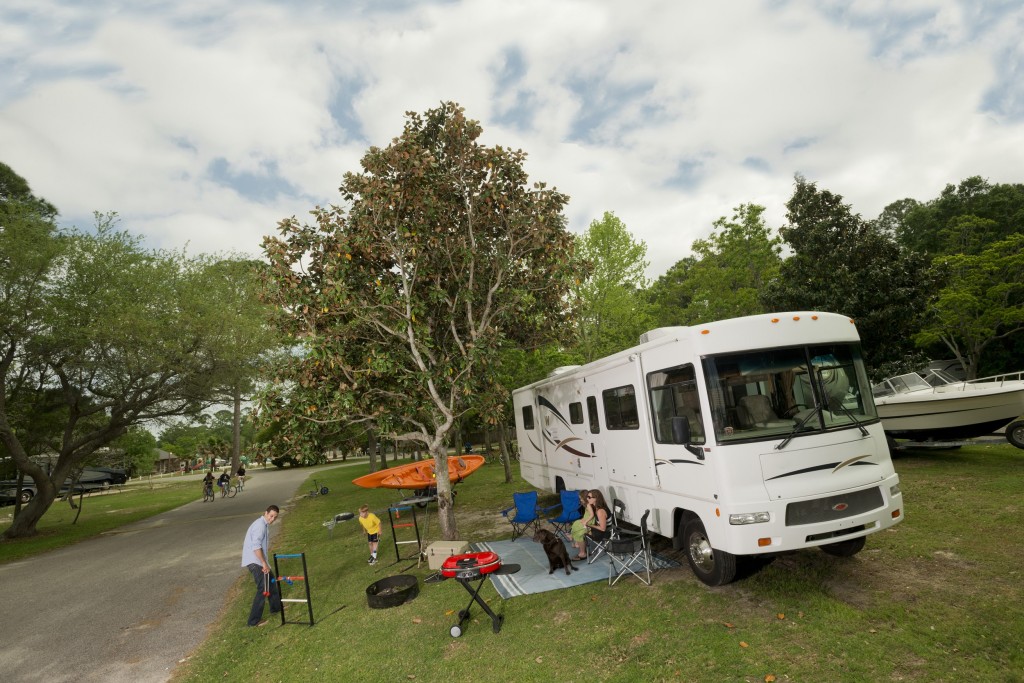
[246,564,283,626]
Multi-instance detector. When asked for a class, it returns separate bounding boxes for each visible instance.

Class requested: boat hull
[352,455,485,490]
[876,383,1024,440]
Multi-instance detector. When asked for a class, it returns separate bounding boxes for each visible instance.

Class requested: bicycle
[219,479,237,499]
[307,479,329,498]
[202,482,215,502]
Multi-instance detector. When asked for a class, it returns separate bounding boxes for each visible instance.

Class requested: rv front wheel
[683,518,737,586]
[820,536,866,557]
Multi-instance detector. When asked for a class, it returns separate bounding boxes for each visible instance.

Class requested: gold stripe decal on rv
[832,454,872,472]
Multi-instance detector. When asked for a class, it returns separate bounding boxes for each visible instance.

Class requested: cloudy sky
[2,0,1022,279]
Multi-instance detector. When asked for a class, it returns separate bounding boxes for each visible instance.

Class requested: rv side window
[648,364,705,444]
[569,402,583,424]
[602,385,640,430]
[586,396,600,433]
[521,405,535,430]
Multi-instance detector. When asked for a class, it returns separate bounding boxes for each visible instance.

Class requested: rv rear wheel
[819,536,866,557]
[1006,420,1024,450]
[682,518,737,586]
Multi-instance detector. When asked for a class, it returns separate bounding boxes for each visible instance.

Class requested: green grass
[0,479,199,562]
[6,446,1024,682]
[171,444,1024,683]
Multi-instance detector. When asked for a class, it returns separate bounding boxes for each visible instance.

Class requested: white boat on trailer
[871,369,1024,450]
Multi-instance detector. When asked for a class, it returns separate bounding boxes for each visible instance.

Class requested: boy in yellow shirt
[358,504,381,564]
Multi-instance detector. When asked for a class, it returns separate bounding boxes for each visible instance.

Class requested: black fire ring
[366,575,419,609]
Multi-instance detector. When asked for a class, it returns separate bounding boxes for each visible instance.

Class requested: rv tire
[1006,420,1024,450]
[682,518,737,586]
[819,536,866,557]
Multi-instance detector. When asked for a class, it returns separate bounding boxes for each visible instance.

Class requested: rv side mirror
[671,416,705,460]
[671,416,690,444]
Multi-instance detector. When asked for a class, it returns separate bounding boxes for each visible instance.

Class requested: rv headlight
[729,511,770,525]
[890,484,901,497]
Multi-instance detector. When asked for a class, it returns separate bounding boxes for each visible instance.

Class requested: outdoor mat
[471,538,678,599]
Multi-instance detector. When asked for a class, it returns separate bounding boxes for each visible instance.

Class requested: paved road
[0,465,346,683]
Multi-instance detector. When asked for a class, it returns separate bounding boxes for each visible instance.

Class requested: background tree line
[0,163,279,539]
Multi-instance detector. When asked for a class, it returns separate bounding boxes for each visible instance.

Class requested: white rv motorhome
[512,312,903,585]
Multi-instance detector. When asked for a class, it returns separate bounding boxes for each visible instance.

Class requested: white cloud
[1,0,1022,278]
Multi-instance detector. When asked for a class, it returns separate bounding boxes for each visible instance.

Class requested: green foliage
[764,176,935,372]
[914,233,1024,378]
[681,203,781,324]
[883,176,1024,257]
[880,176,1024,376]
[1,164,268,538]
[646,255,697,326]
[109,427,157,476]
[259,102,577,535]
[572,211,651,362]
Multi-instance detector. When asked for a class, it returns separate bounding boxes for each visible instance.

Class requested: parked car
[0,479,35,506]
[0,466,128,506]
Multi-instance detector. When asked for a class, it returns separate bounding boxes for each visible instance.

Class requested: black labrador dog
[533,528,578,575]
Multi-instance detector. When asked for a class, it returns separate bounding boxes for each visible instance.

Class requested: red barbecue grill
[433,551,519,637]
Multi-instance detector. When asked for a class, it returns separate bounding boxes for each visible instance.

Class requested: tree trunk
[231,386,242,472]
[498,423,513,484]
[367,428,378,472]
[2,482,57,539]
[431,446,459,540]
[484,426,493,461]
[12,470,25,518]
[72,490,85,524]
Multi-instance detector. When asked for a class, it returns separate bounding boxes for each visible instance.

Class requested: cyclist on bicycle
[202,471,215,499]
[217,471,230,494]
[236,465,246,489]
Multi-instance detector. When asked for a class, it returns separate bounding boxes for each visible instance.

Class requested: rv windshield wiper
[775,408,819,450]
[827,398,869,437]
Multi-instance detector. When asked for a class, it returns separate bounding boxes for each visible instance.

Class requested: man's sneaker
[367,556,374,564]
[369,556,377,565]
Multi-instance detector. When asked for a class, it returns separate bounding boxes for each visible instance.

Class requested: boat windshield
[872,373,932,397]
[920,368,961,387]
[702,342,876,445]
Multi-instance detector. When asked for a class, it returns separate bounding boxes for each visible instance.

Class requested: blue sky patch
[206,157,296,201]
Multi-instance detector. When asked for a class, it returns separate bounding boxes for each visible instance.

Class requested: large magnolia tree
[260,102,577,539]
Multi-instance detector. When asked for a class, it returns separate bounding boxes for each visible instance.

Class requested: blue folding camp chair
[546,489,584,539]
[501,491,542,541]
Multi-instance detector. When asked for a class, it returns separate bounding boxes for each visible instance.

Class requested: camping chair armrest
[538,503,560,517]
[500,505,514,517]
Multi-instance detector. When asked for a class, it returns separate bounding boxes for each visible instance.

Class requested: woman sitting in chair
[574,489,611,561]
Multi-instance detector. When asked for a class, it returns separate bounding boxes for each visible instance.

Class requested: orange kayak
[351,455,485,490]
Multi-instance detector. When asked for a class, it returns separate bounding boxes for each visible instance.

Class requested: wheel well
[671,508,700,550]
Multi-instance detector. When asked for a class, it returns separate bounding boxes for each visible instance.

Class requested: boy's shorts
[367,533,380,542]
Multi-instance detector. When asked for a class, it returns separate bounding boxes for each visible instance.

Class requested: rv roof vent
[548,365,581,377]
[639,327,677,344]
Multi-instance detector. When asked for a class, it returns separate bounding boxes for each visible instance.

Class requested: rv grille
[785,487,884,526]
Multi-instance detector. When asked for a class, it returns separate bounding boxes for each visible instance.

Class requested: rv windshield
[702,343,876,444]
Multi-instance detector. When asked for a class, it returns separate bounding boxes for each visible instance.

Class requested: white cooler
[426,540,470,570]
